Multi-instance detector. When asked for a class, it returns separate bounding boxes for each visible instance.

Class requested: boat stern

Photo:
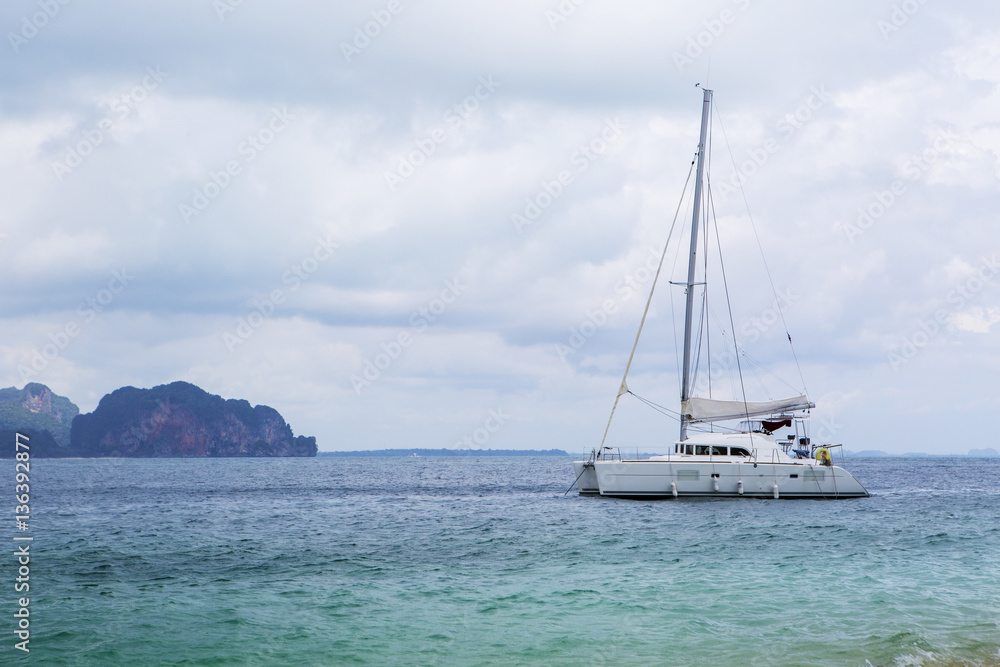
[572,460,600,495]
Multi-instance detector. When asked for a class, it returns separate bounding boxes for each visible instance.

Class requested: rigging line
[713,101,809,396]
[720,327,769,398]
[563,461,592,496]
[707,180,755,441]
[597,157,696,450]
[734,340,805,398]
[690,285,707,398]
[706,296,719,434]
[745,354,770,399]
[707,309,805,397]
[702,290,711,396]
[705,111,716,427]
[701,300,740,401]
[703,233,711,400]
[703,244,790,402]
[701,112,711,398]
[670,160,697,399]
[691,112,714,406]
[670,268,681,399]
[627,391,682,420]
[704,421,742,434]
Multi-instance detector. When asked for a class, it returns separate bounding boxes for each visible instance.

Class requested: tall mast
[679,87,712,441]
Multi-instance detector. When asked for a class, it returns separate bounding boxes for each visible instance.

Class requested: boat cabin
[673,443,751,457]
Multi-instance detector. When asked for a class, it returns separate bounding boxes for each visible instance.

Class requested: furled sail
[681,396,814,423]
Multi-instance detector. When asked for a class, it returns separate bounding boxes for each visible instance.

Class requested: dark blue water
[3,456,999,665]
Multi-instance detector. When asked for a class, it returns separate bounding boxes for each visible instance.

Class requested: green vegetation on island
[0,382,78,447]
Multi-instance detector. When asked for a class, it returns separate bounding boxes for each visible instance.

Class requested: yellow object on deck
[815,447,832,466]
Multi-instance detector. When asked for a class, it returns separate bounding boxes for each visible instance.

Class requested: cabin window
[677,470,699,481]
[711,446,726,456]
[685,445,694,455]
[730,447,750,457]
[803,468,826,481]
[695,445,710,455]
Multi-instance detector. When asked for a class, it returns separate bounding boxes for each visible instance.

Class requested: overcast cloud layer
[3,0,999,454]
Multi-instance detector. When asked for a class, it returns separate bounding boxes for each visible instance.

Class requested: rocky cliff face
[0,382,78,447]
[23,382,69,419]
[70,381,317,457]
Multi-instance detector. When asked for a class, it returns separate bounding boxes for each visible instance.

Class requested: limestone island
[1,381,317,457]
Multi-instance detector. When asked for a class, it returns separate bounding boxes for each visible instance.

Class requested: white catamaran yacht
[571,88,868,500]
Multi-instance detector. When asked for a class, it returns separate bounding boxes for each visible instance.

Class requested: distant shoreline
[315,448,999,458]
[6,452,998,460]
[843,448,999,458]
[318,448,569,457]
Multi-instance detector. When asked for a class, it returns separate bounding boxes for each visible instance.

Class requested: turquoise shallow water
[3,456,1000,665]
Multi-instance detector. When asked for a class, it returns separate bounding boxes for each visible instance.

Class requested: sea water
[4,456,999,666]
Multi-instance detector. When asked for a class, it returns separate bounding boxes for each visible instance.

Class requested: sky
[2,0,999,454]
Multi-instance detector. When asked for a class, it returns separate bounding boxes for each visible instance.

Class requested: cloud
[3,1,1000,453]
[951,306,1000,333]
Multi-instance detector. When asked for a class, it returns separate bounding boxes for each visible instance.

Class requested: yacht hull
[572,461,600,495]
[578,459,868,499]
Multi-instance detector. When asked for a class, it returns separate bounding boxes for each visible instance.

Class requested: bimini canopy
[681,396,814,423]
